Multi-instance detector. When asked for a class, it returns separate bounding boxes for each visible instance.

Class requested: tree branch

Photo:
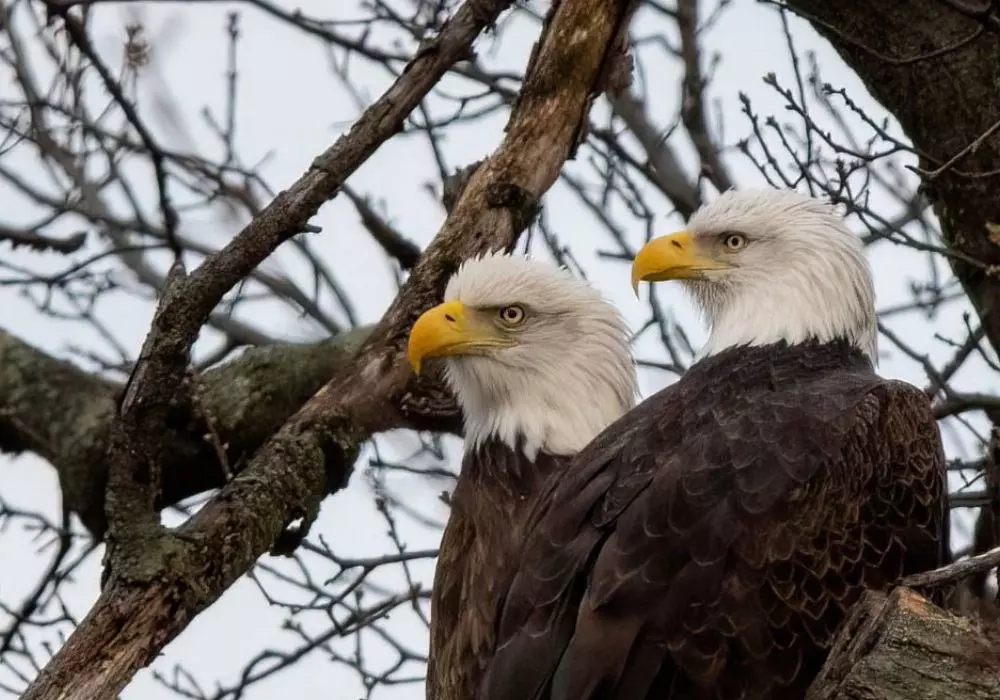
[901,545,1000,589]
[676,0,735,196]
[342,185,422,270]
[0,226,87,254]
[0,326,407,539]
[18,0,635,696]
[609,92,702,217]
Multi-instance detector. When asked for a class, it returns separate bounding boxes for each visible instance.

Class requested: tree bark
[17,0,636,697]
[807,588,1000,700]
[783,0,1000,358]
[0,327,394,538]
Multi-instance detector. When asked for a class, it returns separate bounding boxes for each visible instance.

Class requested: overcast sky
[0,1,989,698]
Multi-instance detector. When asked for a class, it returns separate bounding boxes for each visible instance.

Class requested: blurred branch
[0,227,86,254]
[609,92,701,216]
[676,0,735,195]
[42,2,181,253]
[935,393,1000,420]
[342,186,422,271]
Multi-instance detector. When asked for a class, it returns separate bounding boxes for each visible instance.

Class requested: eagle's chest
[428,441,566,699]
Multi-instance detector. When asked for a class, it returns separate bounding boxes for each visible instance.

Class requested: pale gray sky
[0,1,988,697]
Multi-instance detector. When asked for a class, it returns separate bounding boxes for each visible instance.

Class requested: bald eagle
[479,189,949,700]
[406,253,637,700]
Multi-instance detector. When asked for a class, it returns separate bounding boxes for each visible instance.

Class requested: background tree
[0,0,998,698]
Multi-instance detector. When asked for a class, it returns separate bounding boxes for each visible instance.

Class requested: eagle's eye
[723,233,747,251]
[498,305,526,326]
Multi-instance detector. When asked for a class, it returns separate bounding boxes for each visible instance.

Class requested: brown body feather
[480,340,948,700]
[427,438,568,700]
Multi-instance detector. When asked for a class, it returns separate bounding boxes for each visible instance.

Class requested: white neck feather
[438,251,637,462]
[444,328,636,462]
[696,270,878,364]
[685,190,878,364]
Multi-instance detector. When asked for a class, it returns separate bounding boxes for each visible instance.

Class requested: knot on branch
[100,530,194,590]
[270,503,320,557]
[443,161,484,213]
[318,431,362,496]
[485,182,540,233]
[269,430,361,556]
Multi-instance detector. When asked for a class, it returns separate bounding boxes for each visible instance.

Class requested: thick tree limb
[18,0,635,697]
[0,329,117,532]
[0,326,417,538]
[781,0,1000,360]
[89,0,518,591]
[806,588,1000,700]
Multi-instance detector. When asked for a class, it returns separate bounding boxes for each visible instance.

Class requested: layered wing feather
[480,342,947,700]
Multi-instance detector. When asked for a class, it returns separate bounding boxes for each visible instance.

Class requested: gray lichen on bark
[0,326,374,538]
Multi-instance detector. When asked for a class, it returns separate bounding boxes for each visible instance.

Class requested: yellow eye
[498,305,526,325]
[723,233,746,251]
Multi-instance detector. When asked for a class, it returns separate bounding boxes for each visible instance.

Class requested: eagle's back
[427,437,568,700]
[481,340,947,700]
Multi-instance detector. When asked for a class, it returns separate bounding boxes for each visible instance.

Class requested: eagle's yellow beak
[407,301,508,375]
[630,231,728,294]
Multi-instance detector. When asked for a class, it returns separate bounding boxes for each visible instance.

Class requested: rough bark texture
[17,0,635,697]
[807,588,1000,700]
[784,0,1000,358]
[0,327,386,537]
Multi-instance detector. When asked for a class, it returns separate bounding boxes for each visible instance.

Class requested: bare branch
[0,228,86,255]
[902,546,1000,589]
[342,186,422,271]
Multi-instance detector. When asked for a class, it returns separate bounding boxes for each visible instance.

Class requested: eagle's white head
[407,252,637,461]
[631,188,877,363]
